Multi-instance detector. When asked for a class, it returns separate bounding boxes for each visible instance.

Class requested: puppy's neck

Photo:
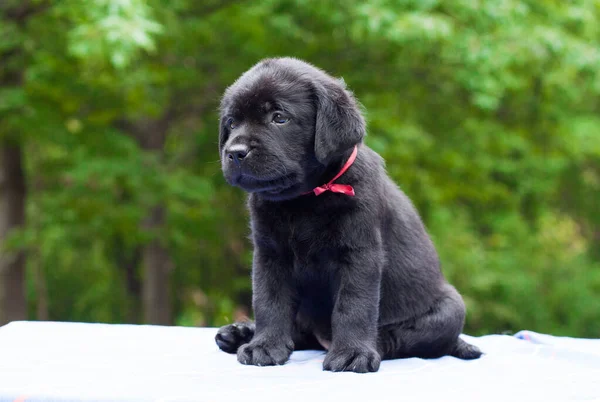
[314,147,358,187]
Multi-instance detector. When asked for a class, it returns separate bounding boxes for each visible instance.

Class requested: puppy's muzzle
[225,144,251,167]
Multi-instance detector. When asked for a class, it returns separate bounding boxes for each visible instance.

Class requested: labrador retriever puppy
[215,57,482,373]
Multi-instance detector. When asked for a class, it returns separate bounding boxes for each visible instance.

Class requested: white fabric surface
[0,321,599,402]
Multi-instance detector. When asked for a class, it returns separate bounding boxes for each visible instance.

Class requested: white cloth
[0,321,599,402]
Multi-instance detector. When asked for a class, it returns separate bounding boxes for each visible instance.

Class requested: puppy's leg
[215,321,255,354]
[378,285,482,360]
[323,248,383,373]
[236,247,298,366]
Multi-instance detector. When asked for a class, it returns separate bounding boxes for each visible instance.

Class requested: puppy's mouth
[235,173,299,195]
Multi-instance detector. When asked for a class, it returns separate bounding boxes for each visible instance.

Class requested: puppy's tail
[450,338,483,360]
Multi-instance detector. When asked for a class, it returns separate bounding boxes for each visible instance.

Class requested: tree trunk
[119,114,174,325]
[114,238,142,323]
[142,206,172,325]
[0,143,27,325]
[0,3,32,326]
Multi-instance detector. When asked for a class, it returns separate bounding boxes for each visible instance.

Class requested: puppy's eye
[272,113,289,125]
[226,118,237,130]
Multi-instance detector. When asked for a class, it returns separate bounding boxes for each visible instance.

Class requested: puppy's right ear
[313,79,366,164]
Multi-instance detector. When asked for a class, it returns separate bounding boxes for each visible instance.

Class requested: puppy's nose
[225,145,250,166]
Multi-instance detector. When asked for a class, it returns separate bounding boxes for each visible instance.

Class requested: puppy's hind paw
[215,321,255,354]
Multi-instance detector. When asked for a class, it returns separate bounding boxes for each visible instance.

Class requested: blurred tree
[0,144,27,325]
[0,0,38,325]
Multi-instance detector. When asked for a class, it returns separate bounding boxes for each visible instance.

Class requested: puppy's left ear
[314,79,366,164]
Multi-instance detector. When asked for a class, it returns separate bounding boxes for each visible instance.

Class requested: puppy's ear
[314,79,365,164]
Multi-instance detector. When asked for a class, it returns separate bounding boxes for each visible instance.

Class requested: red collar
[305,145,358,197]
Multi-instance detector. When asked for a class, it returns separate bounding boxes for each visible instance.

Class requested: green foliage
[1,0,599,336]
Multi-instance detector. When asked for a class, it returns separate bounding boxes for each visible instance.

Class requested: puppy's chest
[287,217,329,260]
[266,213,339,264]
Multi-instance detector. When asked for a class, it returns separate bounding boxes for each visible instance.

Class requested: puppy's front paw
[323,346,381,373]
[237,338,293,366]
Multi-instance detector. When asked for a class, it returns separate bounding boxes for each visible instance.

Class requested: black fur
[216,57,482,373]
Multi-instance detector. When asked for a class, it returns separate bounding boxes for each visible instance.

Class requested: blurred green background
[1,0,599,337]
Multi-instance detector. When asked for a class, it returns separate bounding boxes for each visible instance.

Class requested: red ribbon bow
[312,183,355,196]
[307,146,358,197]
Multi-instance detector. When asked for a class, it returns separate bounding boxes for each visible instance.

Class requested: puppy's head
[219,57,365,201]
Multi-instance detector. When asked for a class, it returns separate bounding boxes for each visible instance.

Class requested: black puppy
[215,58,482,373]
